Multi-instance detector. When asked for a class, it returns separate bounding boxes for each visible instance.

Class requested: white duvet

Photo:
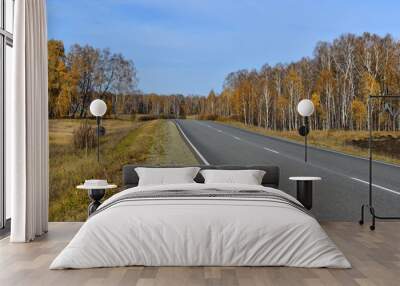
[50,183,350,269]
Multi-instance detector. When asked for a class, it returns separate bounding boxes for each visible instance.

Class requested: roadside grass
[218,120,400,165]
[49,118,136,145]
[146,120,199,165]
[49,119,198,221]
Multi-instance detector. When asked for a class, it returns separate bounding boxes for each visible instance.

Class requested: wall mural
[48,24,400,222]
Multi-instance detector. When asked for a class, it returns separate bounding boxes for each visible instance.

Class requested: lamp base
[88,189,106,216]
[96,125,106,136]
[298,125,309,136]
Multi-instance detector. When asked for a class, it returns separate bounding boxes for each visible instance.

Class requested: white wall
[5,0,14,219]
[5,43,13,220]
[6,0,14,33]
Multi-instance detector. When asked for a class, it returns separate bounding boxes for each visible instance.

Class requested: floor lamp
[89,99,107,162]
[297,99,315,162]
[359,94,400,230]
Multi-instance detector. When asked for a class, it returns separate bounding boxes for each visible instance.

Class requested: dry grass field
[49,119,198,221]
[219,120,400,165]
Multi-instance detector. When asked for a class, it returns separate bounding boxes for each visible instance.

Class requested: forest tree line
[49,33,400,131]
[204,32,400,131]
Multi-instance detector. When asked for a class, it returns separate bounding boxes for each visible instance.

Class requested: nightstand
[289,177,321,210]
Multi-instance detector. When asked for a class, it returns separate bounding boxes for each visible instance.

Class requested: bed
[50,165,350,269]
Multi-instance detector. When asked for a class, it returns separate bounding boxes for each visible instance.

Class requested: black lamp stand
[298,116,310,162]
[359,94,400,230]
[96,116,100,162]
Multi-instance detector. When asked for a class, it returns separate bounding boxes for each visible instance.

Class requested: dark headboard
[122,165,280,189]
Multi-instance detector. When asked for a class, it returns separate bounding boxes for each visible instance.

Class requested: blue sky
[47,0,400,95]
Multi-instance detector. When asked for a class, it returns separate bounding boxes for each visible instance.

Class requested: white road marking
[175,122,210,165]
[207,125,223,133]
[351,177,400,195]
[263,147,279,154]
[202,122,281,154]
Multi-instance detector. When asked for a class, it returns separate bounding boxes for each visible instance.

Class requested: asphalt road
[175,119,400,221]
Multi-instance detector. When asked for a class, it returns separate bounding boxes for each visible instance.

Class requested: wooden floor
[0,222,399,286]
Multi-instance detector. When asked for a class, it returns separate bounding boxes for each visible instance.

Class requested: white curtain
[8,0,49,242]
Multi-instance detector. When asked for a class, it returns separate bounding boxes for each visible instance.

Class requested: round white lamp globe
[297,99,315,117]
[90,99,107,117]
